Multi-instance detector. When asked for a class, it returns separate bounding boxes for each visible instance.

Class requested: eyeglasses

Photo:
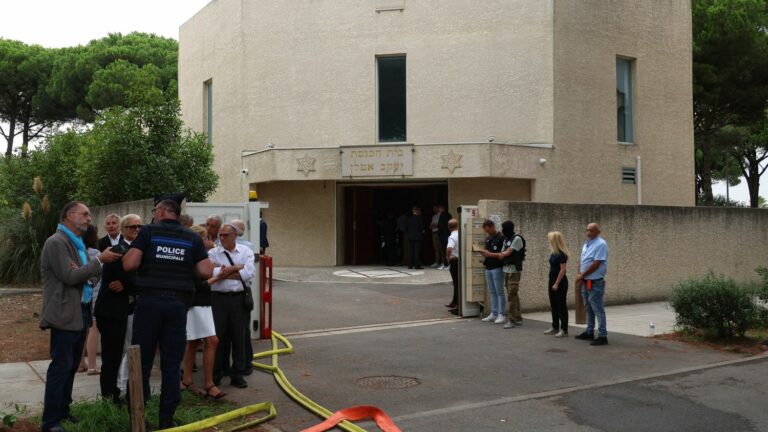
[126,225,143,230]
[218,233,233,238]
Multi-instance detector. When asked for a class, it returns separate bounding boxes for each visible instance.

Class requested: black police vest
[134,222,197,293]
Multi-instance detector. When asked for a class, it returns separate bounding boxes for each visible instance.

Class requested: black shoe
[231,377,248,388]
[408,266,413,269]
[63,415,79,424]
[415,266,424,270]
[449,308,459,316]
[242,367,253,376]
[574,331,594,341]
[590,336,608,346]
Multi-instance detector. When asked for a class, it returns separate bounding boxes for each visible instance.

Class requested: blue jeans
[485,267,505,316]
[132,295,187,424]
[582,280,607,337]
[42,304,90,430]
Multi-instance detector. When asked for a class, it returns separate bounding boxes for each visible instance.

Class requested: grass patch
[16,392,242,432]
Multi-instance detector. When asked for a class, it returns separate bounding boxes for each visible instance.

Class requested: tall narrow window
[377,56,406,142]
[204,79,213,144]
[616,58,633,143]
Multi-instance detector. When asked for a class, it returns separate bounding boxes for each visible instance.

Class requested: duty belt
[140,289,193,303]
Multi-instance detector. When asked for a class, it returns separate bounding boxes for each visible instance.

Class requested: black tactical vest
[134,222,197,293]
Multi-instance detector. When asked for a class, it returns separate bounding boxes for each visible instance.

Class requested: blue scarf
[58,223,92,304]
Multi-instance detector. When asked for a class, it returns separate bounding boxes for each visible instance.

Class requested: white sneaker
[438,265,445,270]
[481,314,498,322]
[555,330,568,338]
[494,315,507,324]
[503,321,515,329]
[430,263,440,268]
[543,328,557,335]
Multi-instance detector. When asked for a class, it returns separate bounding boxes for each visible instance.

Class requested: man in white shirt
[97,213,122,251]
[445,219,460,314]
[208,223,255,389]
[230,219,256,377]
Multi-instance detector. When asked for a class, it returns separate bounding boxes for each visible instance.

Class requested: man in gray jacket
[40,201,120,432]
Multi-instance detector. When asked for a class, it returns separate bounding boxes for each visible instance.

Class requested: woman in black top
[545,231,571,337]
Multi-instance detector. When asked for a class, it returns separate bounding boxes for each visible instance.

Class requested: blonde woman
[545,232,570,337]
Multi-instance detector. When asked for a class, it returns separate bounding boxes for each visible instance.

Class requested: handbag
[223,251,255,311]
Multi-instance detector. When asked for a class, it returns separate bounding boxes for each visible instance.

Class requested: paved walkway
[274,265,453,285]
[525,301,676,337]
[0,359,161,412]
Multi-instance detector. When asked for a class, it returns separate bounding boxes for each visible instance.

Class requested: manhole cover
[356,376,420,389]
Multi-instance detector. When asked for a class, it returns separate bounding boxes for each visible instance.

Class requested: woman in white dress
[181,225,226,399]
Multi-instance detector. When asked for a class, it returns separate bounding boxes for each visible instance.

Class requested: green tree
[0,39,64,158]
[693,0,768,205]
[0,130,82,209]
[47,32,178,122]
[729,120,768,208]
[77,99,218,205]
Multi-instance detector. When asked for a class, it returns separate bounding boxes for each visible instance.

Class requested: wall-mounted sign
[341,145,413,177]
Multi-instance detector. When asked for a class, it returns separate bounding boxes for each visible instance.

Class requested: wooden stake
[127,345,146,432]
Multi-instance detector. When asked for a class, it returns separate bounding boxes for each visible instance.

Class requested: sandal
[204,385,227,400]
[77,365,88,373]
[181,381,205,397]
[87,368,101,376]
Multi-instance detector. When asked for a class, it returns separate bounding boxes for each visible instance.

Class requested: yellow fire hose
[158,332,368,432]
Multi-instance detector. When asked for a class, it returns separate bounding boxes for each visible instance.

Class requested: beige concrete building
[179,0,694,266]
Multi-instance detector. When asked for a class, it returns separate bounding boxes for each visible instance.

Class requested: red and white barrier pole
[259,255,273,340]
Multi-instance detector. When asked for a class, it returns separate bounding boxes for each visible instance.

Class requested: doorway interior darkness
[342,183,449,266]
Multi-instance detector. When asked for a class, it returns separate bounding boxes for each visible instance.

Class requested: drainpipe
[636,156,642,205]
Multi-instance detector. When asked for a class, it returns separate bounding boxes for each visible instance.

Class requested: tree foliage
[77,100,218,205]
[0,100,218,209]
[693,0,768,206]
[0,39,62,157]
[48,32,178,121]
[0,32,178,156]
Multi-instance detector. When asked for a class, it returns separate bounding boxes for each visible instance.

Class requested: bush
[757,266,768,295]
[669,272,763,338]
[0,177,58,284]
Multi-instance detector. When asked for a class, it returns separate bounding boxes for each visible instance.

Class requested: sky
[713,178,766,205]
[1,0,211,47]
[1,1,765,205]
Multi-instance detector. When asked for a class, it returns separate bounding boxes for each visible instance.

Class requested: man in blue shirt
[575,223,609,346]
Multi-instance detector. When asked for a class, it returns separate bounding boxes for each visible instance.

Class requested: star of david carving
[441,150,463,174]
[296,154,316,177]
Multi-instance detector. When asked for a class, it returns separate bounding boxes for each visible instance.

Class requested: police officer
[123,197,212,429]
